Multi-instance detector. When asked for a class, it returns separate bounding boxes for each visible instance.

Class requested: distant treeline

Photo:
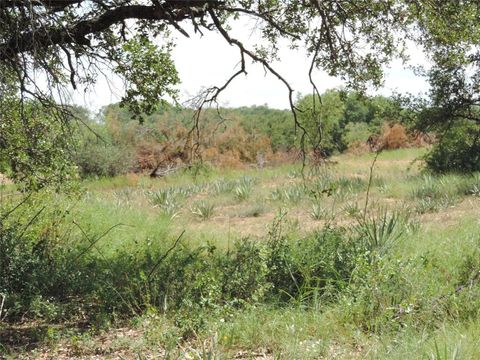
[73,90,426,177]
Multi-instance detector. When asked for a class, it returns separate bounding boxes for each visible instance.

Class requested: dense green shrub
[295,91,346,155]
[0,210,348,322]
[0,98,76,190]
[425,121,480,173]
[73,140,134,177]
[0,201,90,321]
[265,227,360,302]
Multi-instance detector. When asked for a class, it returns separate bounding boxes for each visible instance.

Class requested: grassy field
[2,147,480,359]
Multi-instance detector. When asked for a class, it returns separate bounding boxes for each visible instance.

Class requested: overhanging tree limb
[0,4,209,60]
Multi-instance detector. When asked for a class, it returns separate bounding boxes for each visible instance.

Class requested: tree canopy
[0,0,421,113]
[1,1,478,119]
[410,2,480,172]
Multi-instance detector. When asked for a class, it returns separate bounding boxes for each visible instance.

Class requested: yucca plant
[313,171,335,190]
[336,176,365,193]
[269,188,284,201]
[468,184,480,196]
[173,186,192,198]
[146,188,172,207]
[355,210,406,257]
[192,183,210,194]
[343,201,361,217]
[332,185,352,203]
[210,179,235,194]
[146,188,184,218]
[112,188,137,207]
[462,173,480,196]
[414,197,439,214]
[283,185,303,204]
[411,174,442,200]
[234,183,252,201]
[414,194,456,214]
[238,176,256,188]
[310,203,328,220]
[160,198,181,220]
[191,201,215,220]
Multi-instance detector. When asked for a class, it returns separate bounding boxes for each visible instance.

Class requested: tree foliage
[411,1,480,172]
[296,91,345,156]
[0,94,76,190]
[114,37,180,120]
[0,0,411,101]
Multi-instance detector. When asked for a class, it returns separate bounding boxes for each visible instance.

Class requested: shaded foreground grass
[2,148,480,359]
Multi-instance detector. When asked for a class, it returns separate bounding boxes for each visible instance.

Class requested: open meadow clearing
[2,148,480,359]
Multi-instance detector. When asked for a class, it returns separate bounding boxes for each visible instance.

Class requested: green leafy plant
[115,37,180,119]
[343,202,361,217]
[145,188,183,219]
[269,188,284,201]
[160,199,182,220]
[425,120,480,174]
[210,179,235,194]
[283,185,304,204]
[146,188,172,207]
[414,194,456,214]
[411,174,442,200]
[462,173,480,196]
[112,188,137,207]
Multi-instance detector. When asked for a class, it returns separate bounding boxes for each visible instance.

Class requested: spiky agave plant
[190,201,215,220]
[234,184,252,201]
[354,210,407,257]
[310,203,328,220]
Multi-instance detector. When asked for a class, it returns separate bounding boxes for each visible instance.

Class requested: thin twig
[363,150,381,220]
[72,221,124,262]
[1,192,33,221]
[17,206,45,241]
[0,293,5,321]
[148,230,185,280]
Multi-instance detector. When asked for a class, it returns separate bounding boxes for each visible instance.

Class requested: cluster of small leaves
[0,95,76,191]
[115,37,180,122]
